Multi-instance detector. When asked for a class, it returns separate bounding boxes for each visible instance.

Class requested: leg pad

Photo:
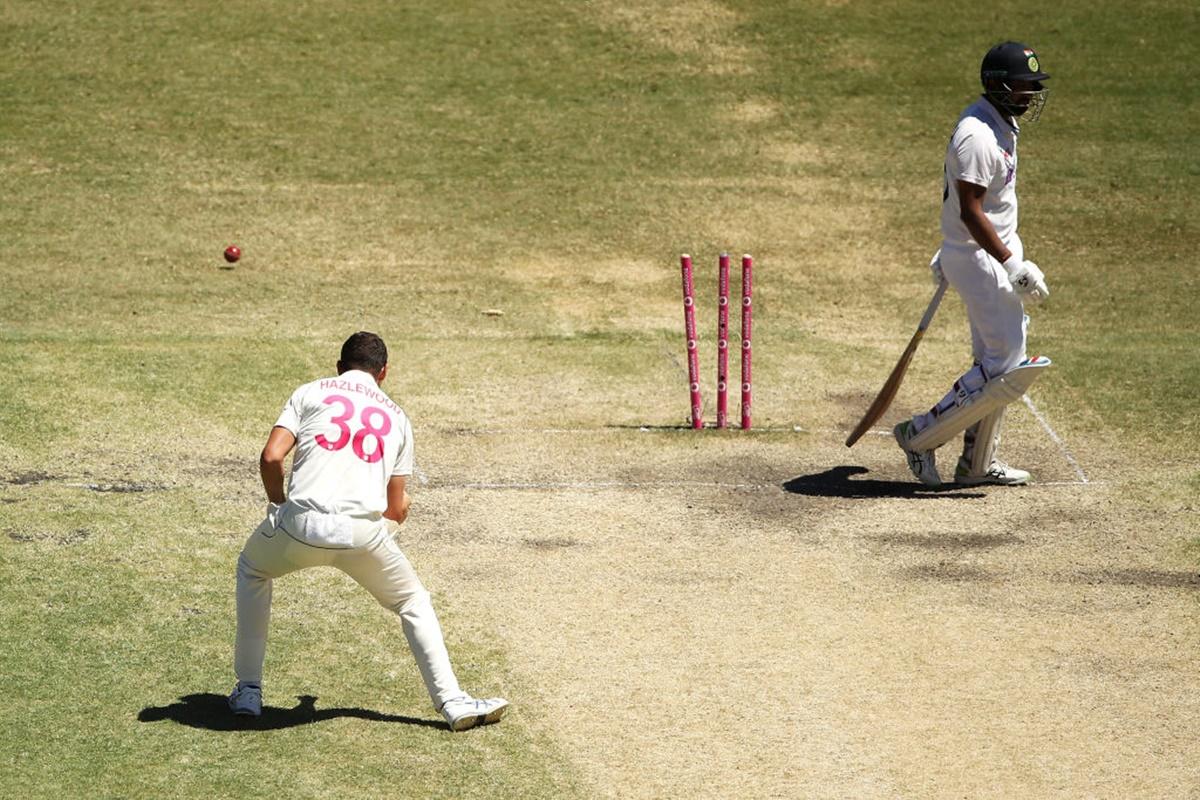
[909,356,1050,451]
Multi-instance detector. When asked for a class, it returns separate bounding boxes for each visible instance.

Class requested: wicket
[679,253,753,430]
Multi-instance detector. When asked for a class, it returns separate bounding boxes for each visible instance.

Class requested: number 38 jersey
[273,369,414,518]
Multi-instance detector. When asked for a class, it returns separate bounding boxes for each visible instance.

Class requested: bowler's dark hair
[339,331,388,373]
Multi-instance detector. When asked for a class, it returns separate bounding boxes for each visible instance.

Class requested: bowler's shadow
[784,466,985,499]
[138,693,445,731]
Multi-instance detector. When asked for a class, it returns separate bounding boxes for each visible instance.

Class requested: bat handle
[918,280,948,332]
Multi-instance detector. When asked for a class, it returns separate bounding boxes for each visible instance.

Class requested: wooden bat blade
[843,330,924,447]
[844,280,947,448]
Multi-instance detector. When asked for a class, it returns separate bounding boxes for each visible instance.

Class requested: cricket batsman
[894,41,1053,487]
[228,331,508,731]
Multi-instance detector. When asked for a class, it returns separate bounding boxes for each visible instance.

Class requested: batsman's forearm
[961,208,1011,264]
[259,455,287,504]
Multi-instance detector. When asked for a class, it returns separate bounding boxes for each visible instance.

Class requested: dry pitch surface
[391,329,1198,798]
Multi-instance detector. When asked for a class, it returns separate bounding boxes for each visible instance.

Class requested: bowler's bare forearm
[259,426,296,504]
[259,455,287,504]
[383,476,411,524]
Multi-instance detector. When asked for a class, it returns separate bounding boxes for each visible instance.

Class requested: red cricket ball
[224,245,241,263]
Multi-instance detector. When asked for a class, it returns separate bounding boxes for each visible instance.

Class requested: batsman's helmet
[980,41,1050,122]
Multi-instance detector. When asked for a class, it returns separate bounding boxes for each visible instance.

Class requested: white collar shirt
[940,96,1021,246]
[273,369,414,517]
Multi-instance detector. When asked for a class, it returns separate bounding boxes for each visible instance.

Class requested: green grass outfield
[2,1,1197,798]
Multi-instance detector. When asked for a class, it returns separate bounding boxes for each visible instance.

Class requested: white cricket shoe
[954,458,1030,486]
[894,421,941,487]
[228,681,262,717]
[440,696,509,732]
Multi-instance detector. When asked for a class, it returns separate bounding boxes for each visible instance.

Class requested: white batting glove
[1001,255,1050,303]
[929,249,945,285]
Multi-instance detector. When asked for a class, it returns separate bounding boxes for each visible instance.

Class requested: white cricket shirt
[940,97,1020,247]
[274,369,414,517]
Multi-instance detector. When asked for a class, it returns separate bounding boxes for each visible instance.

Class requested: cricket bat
[844,279,948,447]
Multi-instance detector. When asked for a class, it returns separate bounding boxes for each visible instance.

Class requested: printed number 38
[314,394,392,463]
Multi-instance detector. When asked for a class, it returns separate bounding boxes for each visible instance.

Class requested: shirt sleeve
[273,386,305,435]
[948,127,997,189]
[392,415,414,477]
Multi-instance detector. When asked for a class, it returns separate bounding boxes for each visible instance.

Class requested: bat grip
[917,280,948,332]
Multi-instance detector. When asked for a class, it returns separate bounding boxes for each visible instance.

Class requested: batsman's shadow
[784,466,985,499]
[138,693,446,732]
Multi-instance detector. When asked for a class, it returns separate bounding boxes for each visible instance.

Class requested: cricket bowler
[228,331,508,731]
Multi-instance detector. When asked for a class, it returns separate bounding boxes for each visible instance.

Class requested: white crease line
[427,421,1094,486]
[1022,394,1089,484]
[1036,480,1105,487]
[429,478,1097,491]
[445,480,775,491]
[439,425,839,435]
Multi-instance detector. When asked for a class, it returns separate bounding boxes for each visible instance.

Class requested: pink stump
[716,253,730,428]
[680,254,703,429]
[740,254,753,430]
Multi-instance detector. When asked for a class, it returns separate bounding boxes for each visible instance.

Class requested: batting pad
[908,356,1051,451]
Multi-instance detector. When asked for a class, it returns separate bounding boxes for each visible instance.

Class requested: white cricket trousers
[911,236,1030,436]
[234,512,464,711]
[941,235,1028,378]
